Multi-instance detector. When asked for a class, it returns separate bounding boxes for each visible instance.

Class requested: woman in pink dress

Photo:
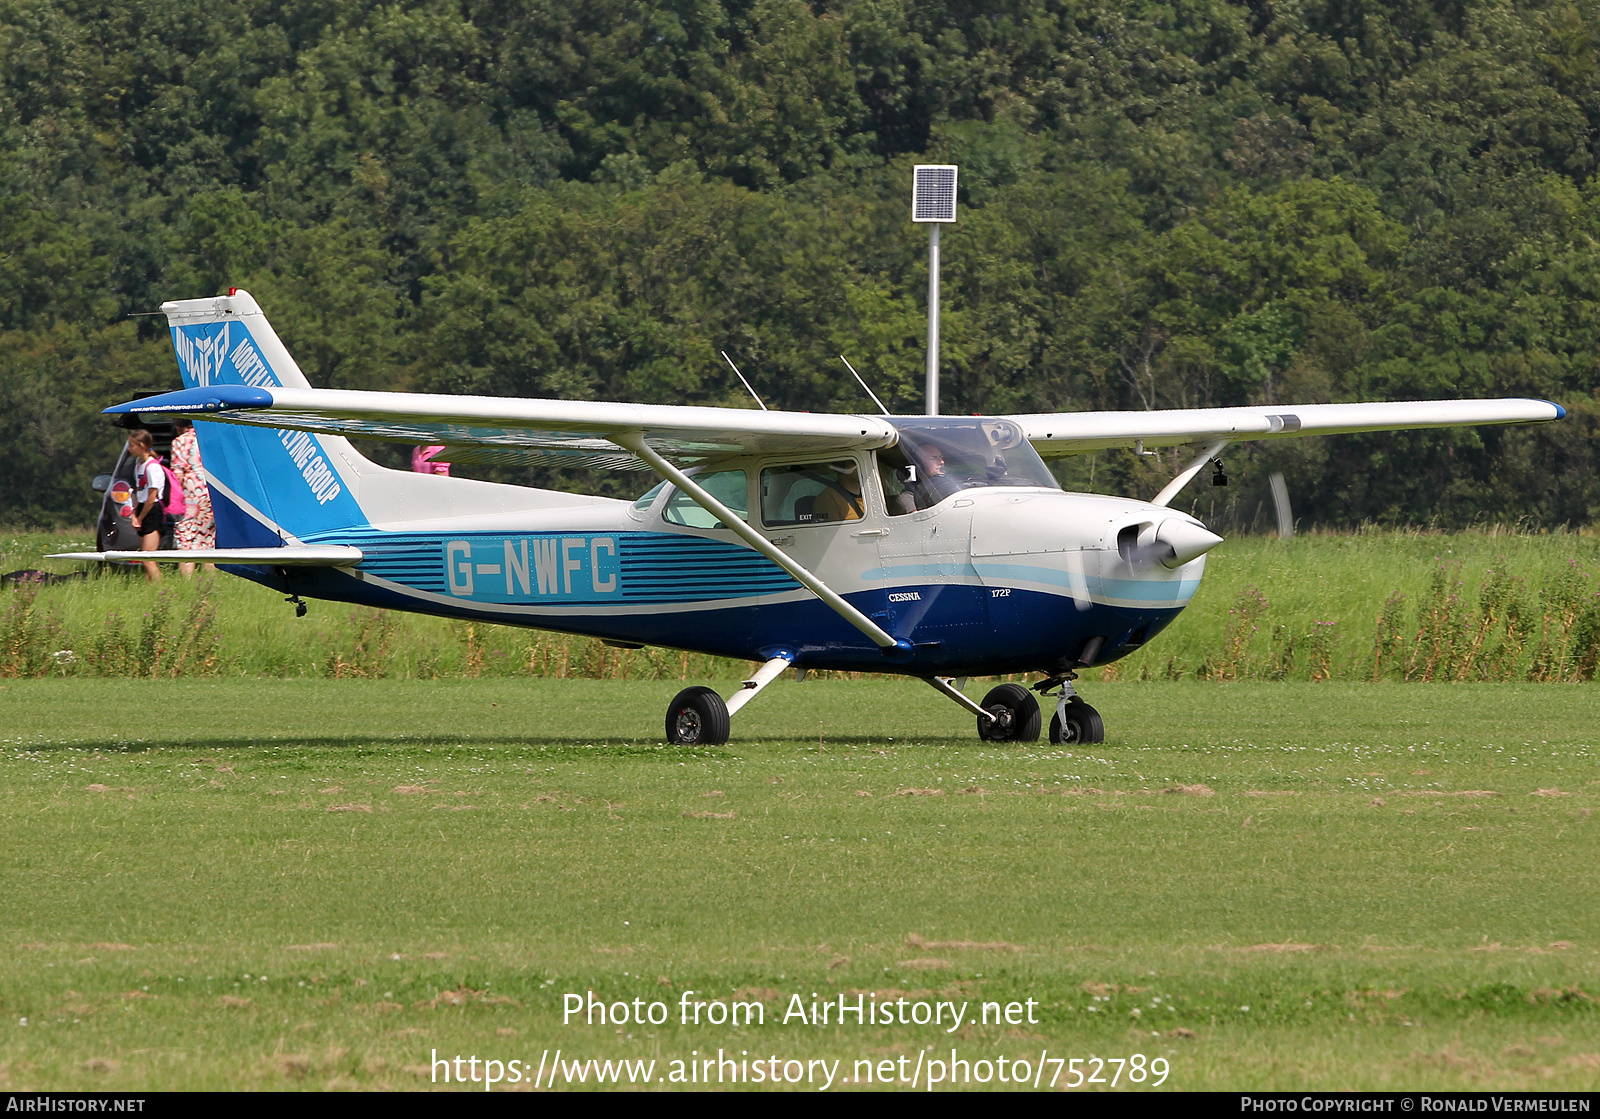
[170,420,216,575]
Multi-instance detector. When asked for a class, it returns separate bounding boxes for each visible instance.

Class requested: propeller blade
[1063,547,1093,612]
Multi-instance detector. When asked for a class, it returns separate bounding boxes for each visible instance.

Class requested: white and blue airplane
[57,291,1565,745]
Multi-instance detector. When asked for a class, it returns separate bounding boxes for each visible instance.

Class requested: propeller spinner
[1118,517,1225,568]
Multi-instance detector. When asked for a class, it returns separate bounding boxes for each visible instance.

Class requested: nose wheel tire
[666,686,730,745]
[1049,698,1104,744]
[976,683,1041,742]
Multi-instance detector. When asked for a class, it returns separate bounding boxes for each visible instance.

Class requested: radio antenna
[839,355,890,416]
[720,351,768,411]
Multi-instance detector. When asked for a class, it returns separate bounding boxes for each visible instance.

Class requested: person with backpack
[126,429,167,582]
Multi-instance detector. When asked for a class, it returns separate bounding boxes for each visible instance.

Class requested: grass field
[2,677,1598,1091]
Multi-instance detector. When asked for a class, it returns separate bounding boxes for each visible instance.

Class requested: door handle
[852,528,889,537]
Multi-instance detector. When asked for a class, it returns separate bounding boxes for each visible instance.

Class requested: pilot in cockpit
[909,441,965,510]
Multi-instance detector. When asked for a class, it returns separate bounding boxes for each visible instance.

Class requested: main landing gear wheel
[1049,698,1104,744]
[666,686,730,746]
[977,683,1041,742]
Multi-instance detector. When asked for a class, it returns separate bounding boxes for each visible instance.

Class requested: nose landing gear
[1034,675,1105,744]
[1049,696,1104,744]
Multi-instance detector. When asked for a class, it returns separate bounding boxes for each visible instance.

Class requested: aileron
[1015,399,1564,457]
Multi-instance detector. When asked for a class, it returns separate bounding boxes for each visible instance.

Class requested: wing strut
[926,676,996,723]
[1151,440,1230,508]
[613,433,911,658]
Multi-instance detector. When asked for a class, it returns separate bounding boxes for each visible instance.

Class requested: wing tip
[1546,399,1567,420]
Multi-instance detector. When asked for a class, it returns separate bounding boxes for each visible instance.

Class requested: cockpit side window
[878,417,1058,511]
[877,445,917,516]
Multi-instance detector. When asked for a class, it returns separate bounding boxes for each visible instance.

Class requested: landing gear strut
[665,652,794,745]
[1034,676,1104,744]
[924,677,1043,743]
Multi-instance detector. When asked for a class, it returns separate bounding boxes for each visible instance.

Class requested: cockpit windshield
[878,417,1058,514]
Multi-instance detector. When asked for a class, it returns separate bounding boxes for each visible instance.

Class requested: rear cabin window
[760,461,866,526]
[661,470,748,529]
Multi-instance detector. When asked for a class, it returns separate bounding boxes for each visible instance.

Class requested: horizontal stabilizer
[49,546,364,566]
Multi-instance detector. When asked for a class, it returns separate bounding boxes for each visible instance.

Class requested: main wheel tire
[977,683,1042,742]
[1049,698,1104,744]
[665,686,730,745]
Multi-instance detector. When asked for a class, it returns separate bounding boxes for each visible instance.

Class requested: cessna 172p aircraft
[57,291,1565,745]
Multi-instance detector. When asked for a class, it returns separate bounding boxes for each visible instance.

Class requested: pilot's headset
[907,440,942,474]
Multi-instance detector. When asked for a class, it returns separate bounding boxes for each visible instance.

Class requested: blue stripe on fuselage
[306,528,803,606]
[868,560,1200,607]
[236,558,1182,675]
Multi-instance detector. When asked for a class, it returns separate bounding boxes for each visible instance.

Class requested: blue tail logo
[172,321,278,390]
[168,313,367,543]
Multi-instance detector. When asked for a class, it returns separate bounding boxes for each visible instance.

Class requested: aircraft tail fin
[162,290,376,546]
[158,290,611,547]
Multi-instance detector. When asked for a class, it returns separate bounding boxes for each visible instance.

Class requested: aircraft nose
[1155,519,1224,568]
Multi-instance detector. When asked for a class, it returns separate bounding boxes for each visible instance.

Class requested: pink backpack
[156,458,187,518]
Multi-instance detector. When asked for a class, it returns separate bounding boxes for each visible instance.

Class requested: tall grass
[1106,527,1600,683]
[4,526,1598,682]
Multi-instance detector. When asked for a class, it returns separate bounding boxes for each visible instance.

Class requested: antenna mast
[720,351,767,411]
[912,164,958,416]
[839,355,890,415]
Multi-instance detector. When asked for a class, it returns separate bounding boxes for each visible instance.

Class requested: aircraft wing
[109,385,899,466]
[1011,399,1566,457]
[114,386,1564,465]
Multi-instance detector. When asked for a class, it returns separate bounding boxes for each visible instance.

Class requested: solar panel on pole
[912,165,957,223]
[912,165,957,416]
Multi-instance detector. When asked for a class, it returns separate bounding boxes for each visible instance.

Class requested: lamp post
[912,164,957,416]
